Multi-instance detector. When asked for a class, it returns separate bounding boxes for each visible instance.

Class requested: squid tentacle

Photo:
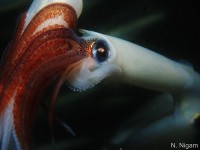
[0,0,91,149]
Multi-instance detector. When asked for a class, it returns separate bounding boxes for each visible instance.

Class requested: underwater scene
[0,0,200,150]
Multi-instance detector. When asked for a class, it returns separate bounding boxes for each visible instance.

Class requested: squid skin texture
[0,2,93,150]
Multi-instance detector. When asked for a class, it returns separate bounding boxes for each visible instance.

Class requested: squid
[0,0,200,150]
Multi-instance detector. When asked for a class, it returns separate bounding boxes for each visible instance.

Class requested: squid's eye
[92,39,110,63]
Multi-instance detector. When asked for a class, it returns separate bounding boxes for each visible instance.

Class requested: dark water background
[0,0,200,149]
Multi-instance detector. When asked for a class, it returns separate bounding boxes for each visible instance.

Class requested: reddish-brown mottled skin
[0,3,92,150]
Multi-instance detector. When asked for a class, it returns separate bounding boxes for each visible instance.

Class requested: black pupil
[92,39,109,62]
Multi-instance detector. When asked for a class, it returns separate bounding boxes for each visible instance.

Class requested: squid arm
[0,0,88,149]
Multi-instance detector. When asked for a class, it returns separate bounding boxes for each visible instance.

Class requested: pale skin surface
[70,30,200,122]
